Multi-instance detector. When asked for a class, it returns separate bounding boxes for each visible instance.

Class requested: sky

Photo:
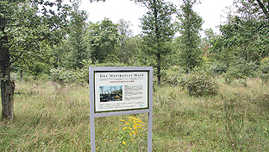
[80,0,235,35]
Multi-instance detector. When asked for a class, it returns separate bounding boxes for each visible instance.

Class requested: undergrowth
[0,78,269,151]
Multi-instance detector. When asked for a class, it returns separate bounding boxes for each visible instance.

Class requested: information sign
[89,67,153,152]
[94,71,149,112]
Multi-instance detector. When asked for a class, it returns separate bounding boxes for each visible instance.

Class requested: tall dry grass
[0,78,269,151]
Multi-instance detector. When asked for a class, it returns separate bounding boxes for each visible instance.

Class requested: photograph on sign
[99,85,123,102]
[94,71,149,112]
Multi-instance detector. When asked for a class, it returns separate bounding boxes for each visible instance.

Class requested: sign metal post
[89,67,153,152]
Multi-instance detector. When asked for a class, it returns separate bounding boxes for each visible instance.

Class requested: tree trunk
[0,48,15,120]
[256,0,269,20]
[1,80,15,120]
[0,19,15,120]
[153,0,161,85]
[157,53,161,85]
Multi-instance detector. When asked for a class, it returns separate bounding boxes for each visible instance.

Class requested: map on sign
[94,71,149,112]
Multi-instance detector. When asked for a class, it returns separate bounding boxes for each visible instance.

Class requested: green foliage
[28,62,50,80]
[85,18,120,63]
[47,41,70,69]
[218,17,269,63]
[49,60,129,85]
[209,62,228,75]
[208,1,269,81]
[66,2,88,69]
[162,66,182,86]
[260,57,269,83]
[46,2,89,70]
[177,0,203,73]
[50,67,85,85]
[116,37,140,65]
[118,116,145,151]
[224,60,258,84]
[115,20,141,65]
[140,0,176,53]
[1,0,71,67]
[234,0,269,21]
[0,0,72,120]
[179,70,218,96]
[260,57,269,72]
[140,0,176,85]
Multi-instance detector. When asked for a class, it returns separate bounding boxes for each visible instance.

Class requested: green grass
[1,78,269,151]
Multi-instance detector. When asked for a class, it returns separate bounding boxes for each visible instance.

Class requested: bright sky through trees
[80,0,234,35]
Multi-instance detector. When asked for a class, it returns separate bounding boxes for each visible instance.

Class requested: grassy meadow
[1,78,269,152]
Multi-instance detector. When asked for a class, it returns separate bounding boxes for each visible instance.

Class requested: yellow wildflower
[132,130,136,136]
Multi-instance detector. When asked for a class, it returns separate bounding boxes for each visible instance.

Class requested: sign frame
[94,70,150,113]
[89,66,153,152]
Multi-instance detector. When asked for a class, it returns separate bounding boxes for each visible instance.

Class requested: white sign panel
[94,71,149,112]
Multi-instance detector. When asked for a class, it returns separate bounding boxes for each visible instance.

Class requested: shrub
[209,62,228,75]
[260,57,269,84]
[50,61,129,85]
[179,70,218,97]
[162,66,182,86]
[50,68,86,85]
[224,61,258,85]
[80,60,128,83]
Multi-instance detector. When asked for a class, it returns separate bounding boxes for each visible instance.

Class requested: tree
[0,0,70,120]
[85,18,120,63]
[207,0,269,78]
[210,0,269,69]
[232,0,269,61]
[202,28,216,50]
[234,0,269,21]
[140,0,176,85]
[117,19,133,40]
[67,1,88,69]
[47,40,69,69]
[115,19,141,65]
[177,0,203,73]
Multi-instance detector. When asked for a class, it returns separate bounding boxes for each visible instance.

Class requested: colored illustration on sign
[99,85,123,102]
